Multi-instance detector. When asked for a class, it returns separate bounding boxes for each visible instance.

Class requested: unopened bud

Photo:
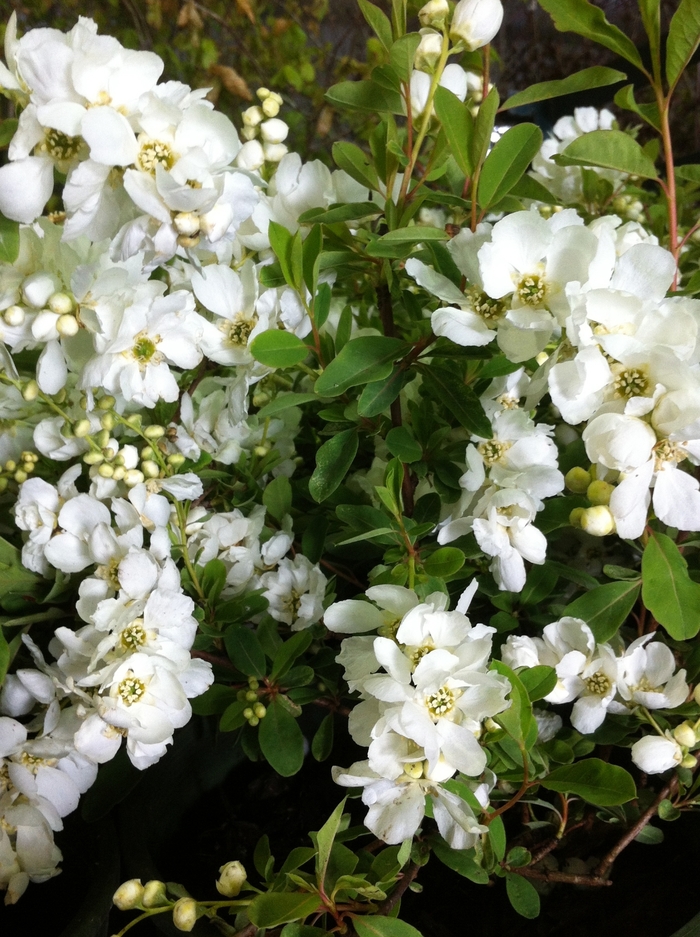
[141,446,155,460]
[22,380,39,402]
[236,139,265,172]
[22,461,34,473]
[144,424,166,440]
[245,689,258,702]
[253,702,266,719]
[414,29,443,72]
[565,466,591,494]
[73,419,92,438]
[113,879,144,910]
[587,480,614,506]
[142,880,169,908]
[173,897,198,932]
[682,753,697,769]
[126,414,142,430]
[112,465,126,481]
[141,460,160,478]
[124,469,145,487]
[101,413,115,432]
[56,313,79,338]
[450,0,504,51]
[83,451,105,465]
[216,860,247,898]
[4,305,25,327]
[4,460,15,473]
[243,105,264,127]
[257,87,271,100]
[263,142,288,163]
[243,707,254,719]
[168,453,186,468]
[48,292,74,315]
[261,96,280,118]
[96,428,111,448]
[98,463,115,478]
[260,118,289,145]
[248,677,259,689]
[174,212,200,237]
[580,505,615,537]
[13,469,27,483]
[22,272,56,309]
[0,477,8,492]
[248,715,260,727]
[97,394,116,410]
[254,445,270,458]
[569,507,585,528]
[674,723,697,748]
[419,0,450,28]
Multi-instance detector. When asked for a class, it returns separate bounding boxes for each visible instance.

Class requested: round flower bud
[564,466,591,494]
[83,451,105,465]
[98,463,115,478]
[262,97,280,118]
[580,505,615,537]
[260,118,289,145]
[22,379,39,402]
[683,753,698,768]
[13,469,27,483]
[253,702,266,719]
[254,445,270,458]
[0,478,8,492]
[144,424,166,439]
[96,429,111,448]
[674,723,697,748]
[142,880,169,908]
[56,314,79,338]
[414,29,444,72]
[263,142,289,163]
[236,140,265,172]
[97,394,116,410]
[419,0,450,28]
[248,715,260,727]
[242,125,258,142]
[101,413,115,432]
[450,0,504,50]
[4,460,15,472]
[48,292,75,315]
[245,689,258,702]
[141,446,155,460]
[112,466,126,481]
[243,707,254,720]
[141,460,160,478]
[22,272,57,309]
[174,212,200,237]
[73,419,92,438]
[216,861,247,898]
[569,507,585,528]
[587,480,614,506]
[113,879,145,910]
[168,453,186,468]
[4,305,25,327]
[243,105,264,127]
[257,87,271,100]
[173,897,198,932]
[124,469,145,487]
[22,461,34,473]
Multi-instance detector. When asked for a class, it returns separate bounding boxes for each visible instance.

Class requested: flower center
[220,313,257,347]
[654,438,685,468]
[426,685,456,717]
[120,620,147,651]
[468,288,507,322]
[478,439,511,466]
[130,331,163,368]
[613,366,649,399]
[118,676,147,706]
[18,751,57,773]
[42,128,82,162]
[496,393,520,410]
[516,273,547,306]
[402,761,425,780]
[95,558,121,590]
[584,671,612,696]
[137,139,175,175]
[407,642,435,668]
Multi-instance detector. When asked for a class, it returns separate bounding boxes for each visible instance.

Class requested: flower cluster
[329,582,510,846]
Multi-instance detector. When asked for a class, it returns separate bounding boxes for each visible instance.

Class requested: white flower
[450,0,504,51]
[617,637,688,710]
[631,734,683,774]
[260,555,327,630]
[582,412,656,473]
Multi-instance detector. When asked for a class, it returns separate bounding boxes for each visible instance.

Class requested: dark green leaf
[250,330,309,368]
[312,713,334,761]
[353,917,423,937]
[202,558,227,604]
[478,124,543,209]
[0,628,8,688]
[316,798,347,889]
[357,0,393,51]
[563,580,641,642]
[315,336,407,396]
[299,202,379,225]
[518,666,557,702]
[502,67,626,110]
[434,85,474,177]
[224,626,267,678]
[271,630,314,680]
[471,87,499,171]
[642,530,700,640]
[555,130,658,179]
[309,429,359,503]
[667,0,700,90]
[536,0,644,70]
[390,34,421,83]
[257,393,319,418]
[506,873,541,919]
[386,426,422,463]
[302,516,329,564]
[430,840,489,884]
[191,684,239,716]
[263,475,293,521]
[423,547,465,578]
[541,758,636,806]
[219,700,248,732]
[259,697,305,776]
[357,366,408,417]
[420,365,492,438]
[248,893,320,928]
[332,141,381,190]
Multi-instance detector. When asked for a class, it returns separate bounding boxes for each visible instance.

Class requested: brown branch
[191,649,238,672]
[375,861,419,915]
[512,867,612,888]
[319,558,366,590]
[231,924,256,937]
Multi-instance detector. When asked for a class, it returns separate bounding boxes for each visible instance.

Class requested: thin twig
[511,867,612,887]
[375,862,419,915]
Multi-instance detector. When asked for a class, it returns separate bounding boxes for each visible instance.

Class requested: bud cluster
[237,87,288,171]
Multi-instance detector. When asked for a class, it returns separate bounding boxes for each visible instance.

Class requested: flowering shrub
[1,0,700,931]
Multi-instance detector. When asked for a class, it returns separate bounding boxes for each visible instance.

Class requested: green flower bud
[83,451,105,465]
[569,507,585,528]
[96,428,111,449]
[248,715,260,727]
[216,861,247,898]
[0,477,9,492]
[418,0,449,28]
[142,880,169,908]
[97,394,116,410]
[48,291,74,315]
[253,702,266,719]
[141,460,160,479]
[4,460,15,473]
[13,469,27,483]
[144,424,166,440]
[682,753,697,769]
[168,453,186,468]
[173,897,198,932]
[674,723,697,748]
[245,689,258,702]
[243,707,254,720]
[113,879,144,910]
[100,413,115,432]
[141,445,155,460]
[73,419,92,438]
[564,466,591,494]
[98,463,115,478]
[587,480,615,506]
[580,505,615,537]
[22,380,39,402]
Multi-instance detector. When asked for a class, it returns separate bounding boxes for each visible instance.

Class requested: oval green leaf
[309,428,359,503]
[259,696,305,776]
[555,129,658,179]
[540,758,636,806]
[250,330,310,368]
[562,580,640,643]
[315,337,407,397]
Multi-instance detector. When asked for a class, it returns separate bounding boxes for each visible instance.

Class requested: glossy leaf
[298,202,379,225]
[257,393,319,418]
[502,67,626,110]
[224,625,267,678]
[385,426,422,463]
[537,0,644,70]
[312,714,334,761]
[562,580,640,642]
[667,0,700,90]
[263,475,293,522]
[478,123,543,209]
[259,697,305,776]
[541,758,636,806]
[642,531,700,640]
[309,429,359,503]
[357,367,408,417]
[420,365,492,438]
[248,893,320,928]
[423,547,465,578]
[315,337,407,396]
[555,129,659,179]
[518,665,557,702]
[250,330,309,368]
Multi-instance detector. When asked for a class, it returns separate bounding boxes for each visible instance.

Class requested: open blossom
[450,0,504,51]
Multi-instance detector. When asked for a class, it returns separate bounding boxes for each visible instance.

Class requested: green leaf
[385,426,422,463]
[250,330,309,368]
[667,0,700,90]
[614,84,661,130]
[257,393,319,418]
[0,627,9,688]
[219,700,248,732]
[357,0,393,51]
[642,530,700,640]
[423,547,465,578]
[478,123,543,209]
[315,336,407,397]
[357,366,408,417]
[312,713,334,761]
[309,429,359,503]
[224,626,267,678]
[676,164,700,184]
[298,202,379,225]
[518,665,557,703]
[491,661,535,746]
[248,893,320,929]
[191,684,239,716]
[635,824,664,845]
[332,141,380,191]
[353,917,423,937]
[536,0,644,71]
[471,87,499,171]
[508,173,558,205]
[271,630,314,681]
[555,129,658,179]
[420,365,492,438]
[263,475,293,521]
[202,558,227,603]
[506,873,541,919]
[390,34,421,83]
[268,220,298,289]
[638,0,661,81]
[434,85,474,177]
[0,215,19,264]
[562,580,640,642]
[316,798,347,890]
[502,67,627,111]
[371,225,448,246]
[326,80,403,116]
[430,839,489,884]
[541,758,636,806]
[0,119,18,148]
[302,516,328,564]
[259,697,305,776]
